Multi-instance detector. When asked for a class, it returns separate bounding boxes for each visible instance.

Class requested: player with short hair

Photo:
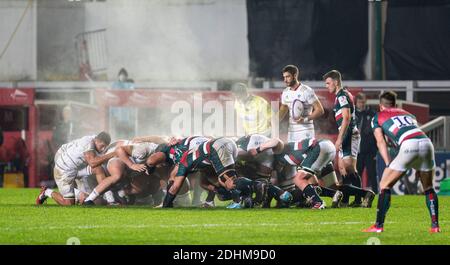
[36,132,114,205]
[323,70,373,207]
[279,65,325,142]
[363,91,440,233]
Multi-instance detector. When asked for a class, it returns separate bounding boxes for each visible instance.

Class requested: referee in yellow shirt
[232,83,272,137]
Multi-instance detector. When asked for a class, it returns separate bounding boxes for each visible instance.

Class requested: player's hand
[224,178,236,190]
[130,163,147,173]
[168,137,179,146]
[294,116,305,123]
[248,148,259,156]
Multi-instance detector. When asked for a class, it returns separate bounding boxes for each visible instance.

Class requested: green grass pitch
[0,188,448,245]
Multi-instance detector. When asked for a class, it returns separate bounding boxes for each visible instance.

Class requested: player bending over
[363,91,440,233]
[36,132,114,205]
[162,137,253,209]
[236,134,293,207]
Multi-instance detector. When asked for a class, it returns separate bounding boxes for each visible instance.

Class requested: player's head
[94,131,111,153]
[151,144,172,167]
[118,68,128,82]
[379,91,397,110]
[355,92,367,111]
[282,65,300,87]
[232,83,249,101]
[323,70,342,94]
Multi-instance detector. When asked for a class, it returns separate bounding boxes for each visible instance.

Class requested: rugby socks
[162,192,176,208]
[349,172,362,203]
[303,184,322,205]
[206,190,216,202]
[319,186,336,198]
[375,189,391,228]
[425,188,439,228]
[103,191,115,204]
[44,188,54,197]
[268,184,284,200]
[341,176,352,203]
[348,172,362,188]
[341,184,366,203]
[85,188,99,202]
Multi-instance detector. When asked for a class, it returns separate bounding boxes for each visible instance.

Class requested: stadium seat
[3,172,24,188]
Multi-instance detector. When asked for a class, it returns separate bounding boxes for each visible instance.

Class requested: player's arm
[335,108,350,151]
[116,145,147,172]
[373,128,391,165]
[308,99,325,121]
[132,135,168,144]
[259,138,285,154]
[84,150,116,168]
[278,104,289,122]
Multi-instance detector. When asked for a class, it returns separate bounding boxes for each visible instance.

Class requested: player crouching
[162,137,253,209]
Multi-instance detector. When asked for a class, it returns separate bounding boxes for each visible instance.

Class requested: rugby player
[275,138,337,209]
[162,137,253,209]
[363,91,440,233]
[36,132,113,205]
[235,134,293,206]
[324,70,375,207]
[278,65,325,142]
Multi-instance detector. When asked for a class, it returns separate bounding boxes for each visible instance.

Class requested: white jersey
[236,134,274,170]
[130,142,159,164]
[281,84,318,140]
[55,135,96,174]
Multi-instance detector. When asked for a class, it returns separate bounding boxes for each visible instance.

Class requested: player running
[363,91,440,233]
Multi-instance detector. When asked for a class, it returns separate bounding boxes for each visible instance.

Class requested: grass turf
[0,188,448,245]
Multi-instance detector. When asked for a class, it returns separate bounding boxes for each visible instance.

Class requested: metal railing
[263,80,450,101]
[420,116,450,151]
[75,29,108,79]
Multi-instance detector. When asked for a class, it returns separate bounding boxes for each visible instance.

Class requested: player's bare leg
[83,160,124,205]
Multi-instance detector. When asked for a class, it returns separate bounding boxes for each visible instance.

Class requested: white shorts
[174,191,191,207]
[301,140,336,175]
[53,167,77,199]
[75,174,98,194]
[389,138,435,172]
[287,129,315,143]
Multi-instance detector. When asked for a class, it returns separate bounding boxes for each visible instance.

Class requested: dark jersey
[160,136,208,165]
[176,139,215,177]
[333,89,357,135]
[277,138,318,166]
[371,108,427,148]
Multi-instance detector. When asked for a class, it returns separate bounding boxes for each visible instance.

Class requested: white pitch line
[0,221,377,231]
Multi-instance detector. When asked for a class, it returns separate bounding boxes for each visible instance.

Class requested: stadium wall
[85,0,249,81]
[0,0,37,81]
